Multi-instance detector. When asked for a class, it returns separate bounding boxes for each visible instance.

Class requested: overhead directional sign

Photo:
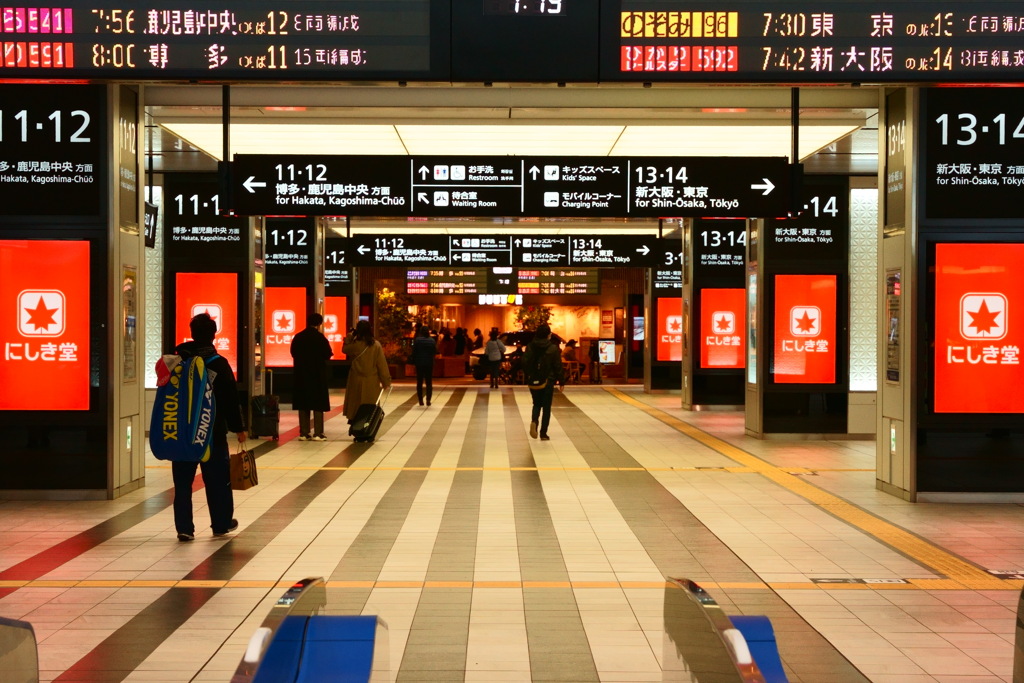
[232,154,791,218]
[348,232,668,267]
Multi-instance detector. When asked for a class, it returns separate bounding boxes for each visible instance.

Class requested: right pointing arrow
[751,178,775,195]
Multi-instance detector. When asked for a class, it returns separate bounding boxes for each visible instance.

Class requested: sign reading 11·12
[0,85,105,216]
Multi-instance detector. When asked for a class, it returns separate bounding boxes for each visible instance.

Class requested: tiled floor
[2,384,1023,682]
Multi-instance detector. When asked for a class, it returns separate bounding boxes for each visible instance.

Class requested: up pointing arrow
[419,166,430,180]
[751,178,775,195]
[529,166,541,180]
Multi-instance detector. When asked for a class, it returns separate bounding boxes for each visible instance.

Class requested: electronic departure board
[602,2,1024,83]
[407,269,488,294]
[1,2,1020,83]
[0,1,449,80]
[518,269,599,295]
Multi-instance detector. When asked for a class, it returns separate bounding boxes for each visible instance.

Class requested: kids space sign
[934,243,1024,413]
[0,240,90,410]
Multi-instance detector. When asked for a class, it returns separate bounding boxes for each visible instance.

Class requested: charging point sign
[934,243,1024,413]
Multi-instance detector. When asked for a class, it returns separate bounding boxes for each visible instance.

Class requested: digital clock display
[483,0,565,16]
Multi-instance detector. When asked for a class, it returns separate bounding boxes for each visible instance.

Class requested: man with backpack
[171,313,246,542]
[522,323,564,441]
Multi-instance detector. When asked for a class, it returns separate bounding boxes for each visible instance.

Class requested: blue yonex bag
[149,353,219,462]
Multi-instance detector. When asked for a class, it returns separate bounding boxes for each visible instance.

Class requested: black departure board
[3,2,1017,83]
[0,1,449,80]
[601,1,1024,83]
[407,268,488,294]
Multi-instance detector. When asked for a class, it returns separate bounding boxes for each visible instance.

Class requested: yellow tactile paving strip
[2,578,1019,591]
[607,388,1007,589]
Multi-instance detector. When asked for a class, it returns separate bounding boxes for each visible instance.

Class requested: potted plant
[376,287,413,377]
[515,305,552,331]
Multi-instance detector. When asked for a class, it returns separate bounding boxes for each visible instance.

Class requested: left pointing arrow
[357,245,370,255]
[243,176,267,193]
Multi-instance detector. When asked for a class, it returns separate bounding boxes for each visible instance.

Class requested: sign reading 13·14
[923,88,1024,221]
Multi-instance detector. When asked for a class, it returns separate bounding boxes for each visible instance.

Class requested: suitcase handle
[377,386,392,410]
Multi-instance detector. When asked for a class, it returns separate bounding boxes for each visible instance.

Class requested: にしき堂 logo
[711,311,736,335]
[272,309,296,333]
[18,290,65,337]
[960,293,1007,340]
[789,306,821,337]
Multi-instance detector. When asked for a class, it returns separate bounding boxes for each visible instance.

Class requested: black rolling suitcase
[349,387,391,443]
[250,370,280,440]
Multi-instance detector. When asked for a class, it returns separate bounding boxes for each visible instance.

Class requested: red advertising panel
[700,288,745,369]
[323,296,348,360]
[266,286,306,368]
[656,297,683,362]
[935,243,1024,413]
[0,240,90,410]
[175,272,238,375]
[773,274,837,384]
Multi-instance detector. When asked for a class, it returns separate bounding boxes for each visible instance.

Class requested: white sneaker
[297,435,311,441]
[312,435,327,442]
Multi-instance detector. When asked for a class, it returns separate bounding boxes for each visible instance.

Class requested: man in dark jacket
[410,325,438,406]
[522,323,564,441]
[172,313,246,542]
[290,312,333,441]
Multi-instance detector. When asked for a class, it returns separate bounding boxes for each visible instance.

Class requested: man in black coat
[173,313,246,542]
[290,312,333,441]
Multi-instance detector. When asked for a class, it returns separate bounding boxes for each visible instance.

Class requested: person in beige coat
[342,320,392,424]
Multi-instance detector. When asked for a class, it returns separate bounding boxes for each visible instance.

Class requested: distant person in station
[472,328,484,351]
[454,327,469,356]
[562,339,578,363]
[484,328,506,388]
[172,313,246,542]
[522,323,564,441]
[439,329,455,356]
[411,324,438,406]
[342,320,392,425]
[290,312,333,442]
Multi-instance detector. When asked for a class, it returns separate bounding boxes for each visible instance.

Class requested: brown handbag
[230,447,259,490]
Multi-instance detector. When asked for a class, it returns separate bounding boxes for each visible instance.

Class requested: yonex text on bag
[149,353,219,462]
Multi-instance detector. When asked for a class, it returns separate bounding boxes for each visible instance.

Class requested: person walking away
[343,320,392,424]
[484,329,506,388]
[522,323,563,441]
[290,312,333,441]
[411,325,438,406]
[172,313,246,542]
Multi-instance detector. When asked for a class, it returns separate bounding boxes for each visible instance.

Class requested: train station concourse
[4,1,1024,681]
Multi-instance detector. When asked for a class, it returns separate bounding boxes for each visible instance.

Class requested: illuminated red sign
[700,288,745,369]
[656,297,683,362]
[0,240,90,410]
[266,286,306,368]
[773,274,837,384]
[175,272,238,375]
[935,243,1024,413]
[323,296,348,360]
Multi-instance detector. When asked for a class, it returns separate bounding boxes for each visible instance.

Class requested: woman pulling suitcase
[342,320,393,442]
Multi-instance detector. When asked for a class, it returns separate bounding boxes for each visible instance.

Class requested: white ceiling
[161,121,861,161]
